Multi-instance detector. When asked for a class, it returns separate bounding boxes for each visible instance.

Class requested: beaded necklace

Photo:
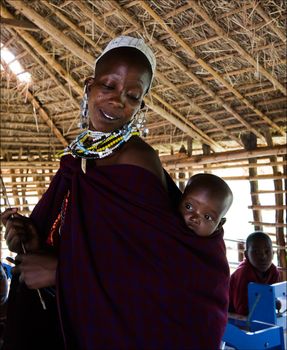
[58,120,139,160]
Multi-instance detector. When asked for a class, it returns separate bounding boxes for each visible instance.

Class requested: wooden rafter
[155,72,242,146]
[43,2,101,55]
[151,92,219,147]
[255,4,286,44]
[190,1,286,96]
[5,0,220,150]
[161,144,287,168]
[139,1,285,136]
[1,5,83,98]
[109,1,266,142]
[75,1,223,148]
[0,17,39,31]
[1,60,68,147]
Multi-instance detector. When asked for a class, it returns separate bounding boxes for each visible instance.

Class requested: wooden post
[264,129,286,280]
[19,168,30,213]
[178,145,187,192]
[202,144,211,173]
[169,147,175,183]
[240,132,263,231]
[10,169,21,208]
[237,242,245,262]
[187,137,193,180]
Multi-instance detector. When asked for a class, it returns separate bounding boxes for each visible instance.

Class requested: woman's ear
[84,77,95,92]
[140,100,145,110]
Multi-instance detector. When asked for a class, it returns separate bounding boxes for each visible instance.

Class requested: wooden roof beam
[43,2,101,55]
[1,5,83,98]
[75,1,227,149]
[1,60,68,147]
[155,72,243,146]
[111,1,264,143]
[145,100,221,150]
[4,1,214,150]
[151,92,222,149]
[161,144,287,168]
[5,0,94,67]
[138,1,284,137]
[190,1,286,96]
[0,17,39,31]
[255,4,286,44]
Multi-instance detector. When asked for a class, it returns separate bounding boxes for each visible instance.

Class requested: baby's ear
[218,217,226,228]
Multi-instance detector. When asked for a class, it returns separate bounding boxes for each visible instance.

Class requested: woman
[1,36,229,350]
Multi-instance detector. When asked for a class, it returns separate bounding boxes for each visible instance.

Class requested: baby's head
[179,173,233,237]
[245,231,273,273]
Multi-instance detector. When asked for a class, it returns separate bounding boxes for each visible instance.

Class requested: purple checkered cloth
[32,155,229,350]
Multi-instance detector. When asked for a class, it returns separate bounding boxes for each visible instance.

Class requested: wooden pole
[264,129,286,280]
[240,132,262,231]
[178,145,187,192]
[202,144,211,174]
[161,144,286,167]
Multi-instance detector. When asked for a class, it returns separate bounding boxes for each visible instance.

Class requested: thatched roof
[0,0,286,160]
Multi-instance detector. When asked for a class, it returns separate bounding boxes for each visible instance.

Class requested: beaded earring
[79,84,89,129]
[133,107,149,137]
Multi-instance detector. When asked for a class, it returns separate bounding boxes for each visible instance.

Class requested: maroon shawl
[31,155,229,350]
[229,259,280,316]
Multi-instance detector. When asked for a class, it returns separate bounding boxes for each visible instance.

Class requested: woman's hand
[8,252,58,289]
[1,208,41,253]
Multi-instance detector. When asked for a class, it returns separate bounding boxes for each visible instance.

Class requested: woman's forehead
[96,48,152,76]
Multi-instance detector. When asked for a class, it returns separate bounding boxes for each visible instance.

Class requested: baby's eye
[204,214,213,221]
[185,203,193,210]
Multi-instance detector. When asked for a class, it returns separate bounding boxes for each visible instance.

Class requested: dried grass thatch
[0,0,286,159]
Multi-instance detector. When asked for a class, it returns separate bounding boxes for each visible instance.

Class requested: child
[179,173,233,237]
[229,231,281,315]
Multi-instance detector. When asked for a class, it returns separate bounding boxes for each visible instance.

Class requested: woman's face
[87,52,151,132]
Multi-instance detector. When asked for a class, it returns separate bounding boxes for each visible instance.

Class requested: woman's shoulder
[118,136,167,188]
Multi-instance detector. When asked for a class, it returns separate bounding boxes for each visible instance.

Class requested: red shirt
[229,259,280,315]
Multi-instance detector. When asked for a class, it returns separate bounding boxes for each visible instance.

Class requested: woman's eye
[127,94,139,101]
[103,84,113,89]
[185,203,193,210]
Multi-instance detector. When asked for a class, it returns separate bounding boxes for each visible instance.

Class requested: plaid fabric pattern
[31,155,229,350]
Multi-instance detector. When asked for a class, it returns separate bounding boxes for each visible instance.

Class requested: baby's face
[179,188,226,237]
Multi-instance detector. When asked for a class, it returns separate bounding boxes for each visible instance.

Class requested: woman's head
[85,36,155,132]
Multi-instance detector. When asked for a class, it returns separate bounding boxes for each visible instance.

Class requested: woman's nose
[109,91,125,108]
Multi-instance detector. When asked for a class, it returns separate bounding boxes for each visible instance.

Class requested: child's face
[245,238,273,272]
[87,53,151,132]
[179,187,226,237]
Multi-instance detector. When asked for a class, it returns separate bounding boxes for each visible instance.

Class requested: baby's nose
[189,212,200,223]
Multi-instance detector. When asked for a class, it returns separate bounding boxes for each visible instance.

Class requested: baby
[178,173,233,237]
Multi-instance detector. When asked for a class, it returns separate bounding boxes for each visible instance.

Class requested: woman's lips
[100,109,119,121]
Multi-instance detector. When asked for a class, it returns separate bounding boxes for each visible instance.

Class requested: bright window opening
[1,43,31,83]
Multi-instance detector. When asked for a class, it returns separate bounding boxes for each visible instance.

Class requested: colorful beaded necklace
[59,120,139,160]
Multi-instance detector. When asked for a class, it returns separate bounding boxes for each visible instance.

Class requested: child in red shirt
[229,231,281,315]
